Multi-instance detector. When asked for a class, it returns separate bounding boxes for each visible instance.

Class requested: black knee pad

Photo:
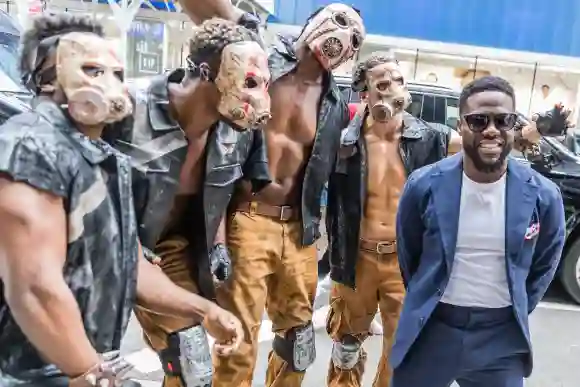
[272,322,316,372]
[158,325,212,386]
[331,334,362,370]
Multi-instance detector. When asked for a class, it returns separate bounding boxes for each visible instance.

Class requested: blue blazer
[392,153,566,376]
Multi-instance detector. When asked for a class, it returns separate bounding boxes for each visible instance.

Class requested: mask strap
[186,56,215,82]
[22,34,62,93]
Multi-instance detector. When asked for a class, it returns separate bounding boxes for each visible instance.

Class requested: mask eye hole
[245,77,259,89]
[376,80,390,91]
[332,12,349,28]
[114,70,124,82]
[82,65,104,78]
[393,76,404,86]
[352,32,362,50]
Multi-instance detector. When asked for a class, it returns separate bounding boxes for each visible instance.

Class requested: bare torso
[237,73,322,205]
[359,129,407,241]
[176,131,210,195]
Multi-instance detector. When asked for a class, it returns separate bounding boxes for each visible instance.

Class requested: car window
[0,33,20,88]
[350,91,361,103]
[407,93,422,118]
[421,95,435,123]
[433,96,446,124]
[338,86,351,103]
[446,97,459,128]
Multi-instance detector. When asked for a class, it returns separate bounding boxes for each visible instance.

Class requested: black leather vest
[326,111,450,288]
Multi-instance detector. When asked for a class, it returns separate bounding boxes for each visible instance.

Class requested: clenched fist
[202,304,244,356]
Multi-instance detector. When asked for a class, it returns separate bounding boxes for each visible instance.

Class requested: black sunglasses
[462,113,518,133]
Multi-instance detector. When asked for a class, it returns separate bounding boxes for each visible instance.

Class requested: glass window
[338,86,351,102]
[407,93,422,118]
[433,96,447,124]
[421,95,435,122]
[446,97,459,128]
[0,33,20,87]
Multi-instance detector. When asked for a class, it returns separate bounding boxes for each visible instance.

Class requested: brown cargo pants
[134,235,201,387]
[213,209,318,387]
[326,247,405,387]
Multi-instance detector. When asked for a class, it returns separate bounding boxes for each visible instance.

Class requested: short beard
[463,141,511,173]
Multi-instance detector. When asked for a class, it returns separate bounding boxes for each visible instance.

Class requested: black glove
[209,243,232,284]
[534,104,571,137]
[237,12,261,32]
[318,250,331,280]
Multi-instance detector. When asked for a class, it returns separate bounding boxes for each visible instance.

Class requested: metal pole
[412,48,419,80]
[472,55,479,80]
[527,62,538,115]
[120,0,129,68]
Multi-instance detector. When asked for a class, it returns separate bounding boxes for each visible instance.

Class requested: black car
[335,74,580,304]
[336,76,460,128]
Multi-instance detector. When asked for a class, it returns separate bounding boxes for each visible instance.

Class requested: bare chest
[366,138,406,198]
[267,80,321,145]
[178,132,209,194]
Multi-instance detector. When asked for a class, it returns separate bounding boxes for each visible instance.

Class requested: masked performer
[220,5,363,387]
[104,18,271,387]
[171,2,366,386]
[324,53,543,387]
[0,14,244,387]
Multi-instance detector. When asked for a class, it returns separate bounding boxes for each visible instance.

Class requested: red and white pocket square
[524,222,540,240]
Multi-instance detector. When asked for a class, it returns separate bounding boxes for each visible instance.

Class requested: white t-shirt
[440,173,512,308]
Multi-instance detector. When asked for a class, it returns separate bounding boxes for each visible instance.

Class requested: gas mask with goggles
[296,3,366,71]
[23,32,132,126]
[353,59,411,123]
[187,41,271,131]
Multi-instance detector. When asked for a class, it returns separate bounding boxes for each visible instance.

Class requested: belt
[234,201,298,221]
[359,239,397,255]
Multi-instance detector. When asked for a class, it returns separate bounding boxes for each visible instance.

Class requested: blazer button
[436,288,443,296]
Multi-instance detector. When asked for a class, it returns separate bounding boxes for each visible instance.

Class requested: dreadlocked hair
[188,18,263,67]
[352,52,398,92]
[19,13,104,78]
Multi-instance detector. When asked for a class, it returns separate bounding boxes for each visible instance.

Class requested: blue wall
[273,0,580,57]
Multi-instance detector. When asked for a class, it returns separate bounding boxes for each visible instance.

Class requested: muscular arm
[0,178,99,377]
[135,244,213,318]
[176,0,244,24]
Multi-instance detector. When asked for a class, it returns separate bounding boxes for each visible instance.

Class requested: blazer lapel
[431,153,463,270]
[505,158,539,259]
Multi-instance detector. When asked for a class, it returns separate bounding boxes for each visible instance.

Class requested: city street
[121,283,580,387]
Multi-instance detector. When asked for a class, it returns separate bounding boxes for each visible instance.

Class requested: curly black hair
[19,13,104,82]
[459,75,515,114]
[351,52,397,92]
[188,17,263,74]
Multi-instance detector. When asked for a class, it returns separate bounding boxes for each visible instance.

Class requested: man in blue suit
[392,76,566,387]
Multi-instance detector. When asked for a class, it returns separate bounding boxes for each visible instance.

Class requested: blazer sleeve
[526,185,566,313]
[396,172,425,288]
